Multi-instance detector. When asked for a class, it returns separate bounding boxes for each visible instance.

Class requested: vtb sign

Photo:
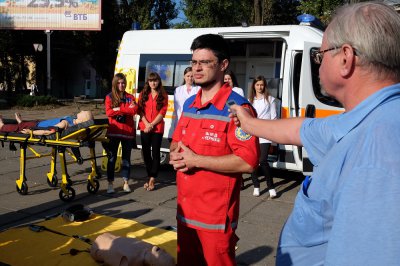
[0,0,101,31]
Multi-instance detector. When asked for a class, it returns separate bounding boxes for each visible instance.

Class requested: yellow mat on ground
[0,214,177,266]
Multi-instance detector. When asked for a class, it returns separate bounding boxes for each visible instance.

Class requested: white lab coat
[251,95,277,144]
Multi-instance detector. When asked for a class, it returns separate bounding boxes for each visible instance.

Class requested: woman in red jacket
[138,72,168,191]
[105,73,138,193]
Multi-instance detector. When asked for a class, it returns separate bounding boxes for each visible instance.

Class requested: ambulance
[114,18,344,175]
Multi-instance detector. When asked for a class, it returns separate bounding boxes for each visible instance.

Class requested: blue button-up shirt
[277,84,400,266]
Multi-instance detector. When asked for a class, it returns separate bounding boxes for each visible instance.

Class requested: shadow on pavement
[0,161,178,232]
[237,245,274,265]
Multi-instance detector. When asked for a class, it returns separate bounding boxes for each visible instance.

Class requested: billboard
[0,0,101,30]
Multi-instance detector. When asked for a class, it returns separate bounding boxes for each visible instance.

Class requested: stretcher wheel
[87,180,99,194]
[16,182,28,195]
[77,157,84,165]
[47,175,58,187]
[59,186,76,202]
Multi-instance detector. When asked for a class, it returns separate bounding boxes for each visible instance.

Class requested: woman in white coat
[249,75,277,198]
[224,69,244,97]
[171,67,200,131]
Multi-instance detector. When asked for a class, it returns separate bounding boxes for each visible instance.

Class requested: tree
[0,30,37,95]
[153,0,178,29]
[118,0,177,30]
[297,0,344,24]
[271,0,300,25]
[252,0,300,26]
[183,0,252,27]
[84,0,177,92]
[0,0,178,98]
[56,0,177,97]
[182,0,299,28]
[118,0,154,30]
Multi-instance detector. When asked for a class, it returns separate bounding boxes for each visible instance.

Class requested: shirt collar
[190,83,232,110]
[332,83,400,142]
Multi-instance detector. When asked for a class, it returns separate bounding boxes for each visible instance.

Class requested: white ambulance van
[114,21,343,175]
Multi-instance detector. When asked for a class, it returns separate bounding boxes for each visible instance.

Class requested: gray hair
[326,2,400,81]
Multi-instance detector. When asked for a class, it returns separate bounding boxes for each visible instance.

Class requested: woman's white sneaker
[253,188,260,197]
[269,189,277,198]
[107,182,115,194]
[123,183,131,193]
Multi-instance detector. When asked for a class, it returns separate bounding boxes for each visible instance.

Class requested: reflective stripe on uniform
[177,214,226,230]
[183,112,230,122]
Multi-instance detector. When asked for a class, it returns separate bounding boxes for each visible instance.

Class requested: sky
[171,0,186,24]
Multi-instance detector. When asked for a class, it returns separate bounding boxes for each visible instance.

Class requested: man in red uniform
[169,34,260,265]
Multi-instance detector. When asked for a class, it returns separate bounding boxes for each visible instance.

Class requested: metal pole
[45,30,52,95]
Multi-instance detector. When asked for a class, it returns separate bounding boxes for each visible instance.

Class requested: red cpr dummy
[90,233,175,266]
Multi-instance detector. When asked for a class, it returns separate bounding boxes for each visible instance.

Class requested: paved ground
[0,103,303,265]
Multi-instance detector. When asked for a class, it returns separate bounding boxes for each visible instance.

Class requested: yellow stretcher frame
[101,143,122,172]
[0,119,109,202]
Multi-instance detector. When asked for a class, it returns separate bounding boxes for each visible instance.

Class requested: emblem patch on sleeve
[235,127,252,141]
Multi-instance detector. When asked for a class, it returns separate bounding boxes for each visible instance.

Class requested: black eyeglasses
[311,46,358,65]
[311,47,340,64]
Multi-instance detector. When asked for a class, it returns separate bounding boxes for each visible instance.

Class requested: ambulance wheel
[47,175,58,187]
[59,187,76,202]
[87,180,99,194]
[16,182,28,195]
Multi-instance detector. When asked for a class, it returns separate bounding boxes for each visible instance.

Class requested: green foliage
[0,30,37,93]
[118,0,177,30]
[182,0,300,27]
[0,0,178,99]
[183,0,252,27]
[298,0,344,24]
[153,0,178,29]
[251,0,301,25]
[76,0,178,93]
[271,0,301,25]
[15,95,59,107]
[2,0,353,100]
[172,21,193,29]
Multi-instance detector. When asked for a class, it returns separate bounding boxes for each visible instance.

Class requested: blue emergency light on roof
[132,22,141,30]
[297,14,325,30]
[297,14,316,25]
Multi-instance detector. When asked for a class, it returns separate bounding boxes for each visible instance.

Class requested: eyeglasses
[311,47,340,64]
[190,60,217,68]
[311,46,359,65]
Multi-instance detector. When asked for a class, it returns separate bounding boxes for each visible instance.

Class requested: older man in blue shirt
[230,2,400,265]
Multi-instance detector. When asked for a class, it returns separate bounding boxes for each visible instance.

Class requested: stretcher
[0,119,109,202]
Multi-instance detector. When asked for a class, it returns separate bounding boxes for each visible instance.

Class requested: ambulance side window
[138,54,192,95]
[293,53,302,117]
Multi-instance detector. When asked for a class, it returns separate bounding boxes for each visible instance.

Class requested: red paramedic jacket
[137,91,168,134]
[105,92,138,140]
[172,84,260,232]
